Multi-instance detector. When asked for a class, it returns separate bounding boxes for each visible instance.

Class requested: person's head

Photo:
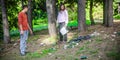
[60,4,65,11]
[22,5,28,12]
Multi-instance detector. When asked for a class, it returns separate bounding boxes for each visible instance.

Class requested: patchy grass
[1,23,120,60]
[106,50,120,60]
[27,48,57,58]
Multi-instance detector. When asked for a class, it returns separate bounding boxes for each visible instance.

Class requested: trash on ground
[80,55,88,59]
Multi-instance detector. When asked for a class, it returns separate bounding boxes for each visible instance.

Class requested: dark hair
[60,4,65,11]
[23,5,28,9]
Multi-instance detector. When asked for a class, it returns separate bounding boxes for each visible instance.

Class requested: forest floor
[0,22,120,60]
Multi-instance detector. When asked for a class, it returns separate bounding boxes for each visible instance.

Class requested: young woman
[57,4,68,43]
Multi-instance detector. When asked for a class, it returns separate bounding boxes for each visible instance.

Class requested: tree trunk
[89,0,95,25]
[108,0,113,27]
[46,0,57,38]
[1,0,10,43]
[103,0,113,27]
[28,0,33,31]
[21,0,24,9]
[103,0,106,25]
[78,0,86,32]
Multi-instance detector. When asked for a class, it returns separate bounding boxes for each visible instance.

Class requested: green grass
[85,41,91,45]
[10,19,91,37]
[68,19,91,27]
[27,48,57,58]
[94,37,103,44]
[106,51,120,60]
[76,45,89,55]
[114,14,120,19]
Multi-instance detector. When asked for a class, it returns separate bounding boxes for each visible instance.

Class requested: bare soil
[0,22,120,60]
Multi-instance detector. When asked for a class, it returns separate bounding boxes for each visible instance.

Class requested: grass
[1,23,120,60]
[26,48,57,58]
[94,36,103,44]
[106,51,120,60]
[27,35,40,42]
[76,45,89,55]
[114,14,120,19]
[10,19,91,38]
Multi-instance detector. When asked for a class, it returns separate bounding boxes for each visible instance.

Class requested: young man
[18,5,33,56]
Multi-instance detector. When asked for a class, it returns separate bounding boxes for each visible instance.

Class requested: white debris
[101,31,105,33]
[13,43,17,46]
[72,45,75,48]
[48,53,52,55]
[104,34,109,38]
[63,45,68,49]
[88,39,92,42]
[98,56,101,58]
[90,31,100,37]
[75,43,79,46]
[112,39,115,41]
[113,32,117,34]
[111,35,116,37]
[39,43,46,46]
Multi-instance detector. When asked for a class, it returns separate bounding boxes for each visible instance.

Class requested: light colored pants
[20,30,28,54]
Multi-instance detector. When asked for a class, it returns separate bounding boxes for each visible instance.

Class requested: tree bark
[78,0,86,32]
[108,0,113,27]
[90,0,95,25]
[103,0,105,25]
[103,0,108,25]
[21,0,24,9]
[103,0,113,27]
[1,0,10,43]
[46,0,57,38]
[28,0,33,31]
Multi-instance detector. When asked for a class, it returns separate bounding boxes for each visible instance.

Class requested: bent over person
[18,5,33,56]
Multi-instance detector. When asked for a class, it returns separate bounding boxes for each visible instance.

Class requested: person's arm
[27,23,33,35]
[18,13,24,34]
[65,10,68,27]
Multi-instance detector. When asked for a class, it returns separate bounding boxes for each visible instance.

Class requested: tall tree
[89,0,95,25]
[103,0,107,25]
[78,0,86,32]
[21,0,24,9]
[28,0,33,31]
[0,1,3,40]
[1,0,10,43]
[46,0,57,38]
[103,0,113,27]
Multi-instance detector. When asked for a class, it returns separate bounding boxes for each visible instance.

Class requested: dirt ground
[0,22,120,60]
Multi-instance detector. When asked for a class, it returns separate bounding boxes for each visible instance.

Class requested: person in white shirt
[57,4,68,43]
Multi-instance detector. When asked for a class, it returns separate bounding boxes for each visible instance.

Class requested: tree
[0,1,3,40]
[28,0,33,31]
[89,0,95,25]
[78,0,87,32]
[103,0,113,27]
[1,0,10,43]
[21,0,24,8]
[46,0,57,38]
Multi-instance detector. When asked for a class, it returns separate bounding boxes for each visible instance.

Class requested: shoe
[20,53,25,56]
[62,41,67,44]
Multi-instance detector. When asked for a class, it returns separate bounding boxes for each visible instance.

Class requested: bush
[114,14,120,19]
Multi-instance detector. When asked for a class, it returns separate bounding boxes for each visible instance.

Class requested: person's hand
[20,30,24,35]
[30,29,33,35]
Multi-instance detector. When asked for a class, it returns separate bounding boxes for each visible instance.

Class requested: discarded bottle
[80,55,88,59]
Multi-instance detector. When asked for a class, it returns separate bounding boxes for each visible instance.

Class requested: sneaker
[62,41,67,44]
[20,53,25,56]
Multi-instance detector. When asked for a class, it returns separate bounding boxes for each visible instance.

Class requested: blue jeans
[20,30,28,54]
